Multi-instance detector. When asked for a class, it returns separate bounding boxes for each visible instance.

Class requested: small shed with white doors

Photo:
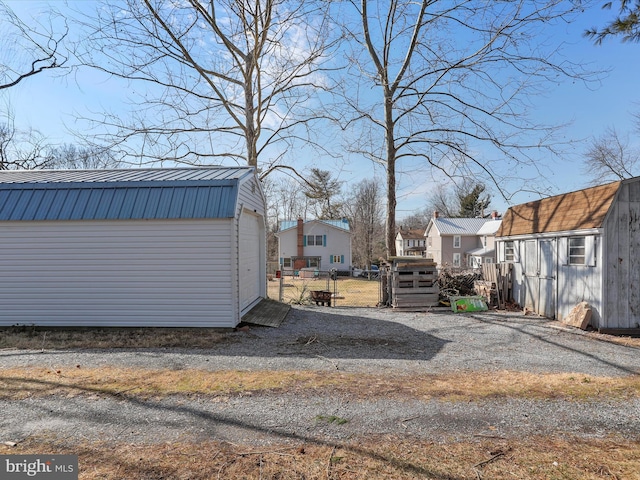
[0,166,266,328]
[496,177,640,334]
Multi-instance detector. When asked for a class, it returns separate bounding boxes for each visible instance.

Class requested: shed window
[568,237,586,265]
[504,241,515,262]
[453,235,461,248]
[306,235,323,246]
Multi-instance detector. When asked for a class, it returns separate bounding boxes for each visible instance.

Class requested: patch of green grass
[316,415,349,425]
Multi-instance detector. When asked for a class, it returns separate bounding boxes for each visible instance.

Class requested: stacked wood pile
[475,263,513,309]
[381,258,439,308]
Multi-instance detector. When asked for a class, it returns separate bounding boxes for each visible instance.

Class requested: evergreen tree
[457,184,491,218]
[585,1,640,44]
[304,168,343,219]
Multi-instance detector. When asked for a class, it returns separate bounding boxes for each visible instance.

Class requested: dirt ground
[1,306,640,479]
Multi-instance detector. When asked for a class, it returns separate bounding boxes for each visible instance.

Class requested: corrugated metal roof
[0,166,253,184]
[466,246,495,256]
[497,181,621,237]
[431,218,489,235]
[477,219,502,235]
[0,167,254,221]
[278,219,350,232]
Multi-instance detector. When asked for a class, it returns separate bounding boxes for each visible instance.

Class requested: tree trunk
[384,90,396,258]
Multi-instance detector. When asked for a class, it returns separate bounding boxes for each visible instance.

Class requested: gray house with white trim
[0,166,266,328]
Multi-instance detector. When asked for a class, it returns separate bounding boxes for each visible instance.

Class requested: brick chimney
[295,217,306,270]
[491,210,499,219]
[433,211,439,219]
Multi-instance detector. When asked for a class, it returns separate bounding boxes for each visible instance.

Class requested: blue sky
[2,1,639,219]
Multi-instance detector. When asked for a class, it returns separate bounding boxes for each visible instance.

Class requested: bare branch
[0,1,68,90]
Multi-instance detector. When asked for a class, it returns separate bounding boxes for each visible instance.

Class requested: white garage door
[239,210,262,313]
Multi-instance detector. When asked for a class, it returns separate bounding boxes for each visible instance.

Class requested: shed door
[538,239,556,319]
[523,240,538,311]
[239,210,262,313]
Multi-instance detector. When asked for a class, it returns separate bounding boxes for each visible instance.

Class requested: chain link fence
[267,269,381,307]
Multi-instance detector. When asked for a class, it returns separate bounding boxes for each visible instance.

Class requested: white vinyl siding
[239,209,263,315]
[0,219,234,327]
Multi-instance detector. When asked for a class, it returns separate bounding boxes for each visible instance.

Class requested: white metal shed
[0,166,266,328]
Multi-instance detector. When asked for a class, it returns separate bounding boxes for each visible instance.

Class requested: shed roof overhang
[497,181,620,237]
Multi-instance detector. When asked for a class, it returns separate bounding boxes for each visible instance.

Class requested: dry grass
[0,326,228,350]
[267,276,381,307]
[2,433,638,479]
[2,367,639,402]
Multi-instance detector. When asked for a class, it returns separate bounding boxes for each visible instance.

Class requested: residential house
[496,177,640,333]
[467,218,502,268]
[424,212,501,268]
[276,218,352,274]
[395,228,426,257]
[0,166,266,328]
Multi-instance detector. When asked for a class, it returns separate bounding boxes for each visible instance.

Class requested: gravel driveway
[2,306,640,446]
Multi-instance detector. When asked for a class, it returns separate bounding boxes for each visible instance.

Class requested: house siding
[235,174,267,315]
[0,218,235,328]
[425,229,442,265]
[277,220,351,271]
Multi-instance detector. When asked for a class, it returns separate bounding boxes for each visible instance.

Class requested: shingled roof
[497,181,621,237]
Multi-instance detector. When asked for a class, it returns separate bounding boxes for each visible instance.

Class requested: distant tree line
[2,0,637,260]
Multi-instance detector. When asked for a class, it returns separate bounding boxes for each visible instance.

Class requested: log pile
[437,270,482,302]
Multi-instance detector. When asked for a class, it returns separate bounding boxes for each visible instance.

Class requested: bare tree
[398,209,431,230]
[0,122,54,170]
[0,1,67,91]
[74,0,339,173]
[340,0,595,257]
[345,178,384,268]
[264,175,310,225]
[49,144,121,170]
[427,185,457,218]
[584,127,640,184]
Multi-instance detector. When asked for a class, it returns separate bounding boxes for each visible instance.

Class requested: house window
[504,241,515,261]
[453,235,461,248]
[568,237,586,265]
[484,257,493,264]
[482,235,487,247]
[331,255,343,264]
[453,253,461,267]
[307,257,320,268]
[428,238,432,247]
[282,258,292,268]
[306,235,323,246]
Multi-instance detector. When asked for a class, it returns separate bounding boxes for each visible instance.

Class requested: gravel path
[2,306,640,446]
